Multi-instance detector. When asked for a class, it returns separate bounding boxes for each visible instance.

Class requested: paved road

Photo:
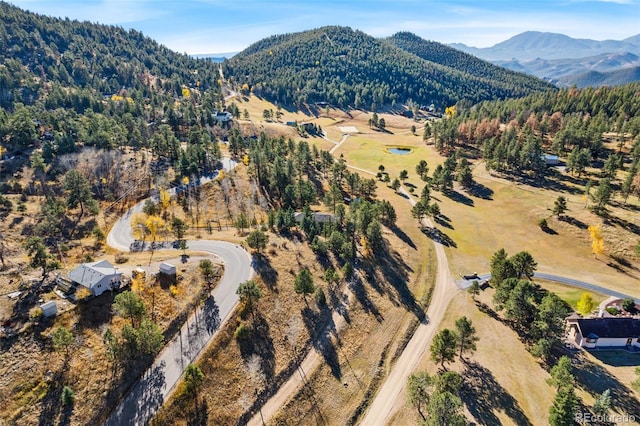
[103,159,254,426]
[458,272,640,304]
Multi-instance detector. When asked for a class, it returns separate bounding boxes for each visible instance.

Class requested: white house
[67,259,122,297]
[214,111,232,123]
[293,212,335,224]
[567,316,640,349]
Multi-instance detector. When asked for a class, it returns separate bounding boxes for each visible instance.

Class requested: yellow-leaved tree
[159,190,171,212]
[131,212,149,241]
[576,292,595,316]
[445,105,456,118]
[588,224,605,258]
[146,215,166,245]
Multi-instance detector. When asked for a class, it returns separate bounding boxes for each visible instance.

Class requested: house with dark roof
[567,316,640,349]
[293,212,335,224]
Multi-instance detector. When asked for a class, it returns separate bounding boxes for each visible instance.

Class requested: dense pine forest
[223,26,555,110]
[429,83,640,202]
[0,1,223,178]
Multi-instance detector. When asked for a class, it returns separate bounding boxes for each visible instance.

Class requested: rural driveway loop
[103,161,254,426]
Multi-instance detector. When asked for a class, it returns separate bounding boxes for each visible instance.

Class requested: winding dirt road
[358,188,459,425]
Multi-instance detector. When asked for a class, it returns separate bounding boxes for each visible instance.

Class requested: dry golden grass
[435,162,640,298]
[268,186,435,425]
[0,256,214,425]
[392,290,556,426]
[154,150,437,424]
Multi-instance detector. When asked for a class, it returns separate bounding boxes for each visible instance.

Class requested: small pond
[388,147,412,155]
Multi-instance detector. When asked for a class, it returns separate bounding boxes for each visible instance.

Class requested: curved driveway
[104,160,254,426]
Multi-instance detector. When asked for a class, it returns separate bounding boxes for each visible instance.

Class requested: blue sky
[9,0,640,54]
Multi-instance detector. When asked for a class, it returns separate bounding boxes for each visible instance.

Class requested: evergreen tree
[430,328,458,370]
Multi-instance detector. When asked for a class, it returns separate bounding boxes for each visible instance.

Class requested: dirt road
[358,188,459,425]
[247,290,352,425]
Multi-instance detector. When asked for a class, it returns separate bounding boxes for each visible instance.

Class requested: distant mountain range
[451,31,640,87]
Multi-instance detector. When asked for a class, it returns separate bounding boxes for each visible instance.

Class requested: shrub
[235,323,250,340]
[30,307,43,319]
[114,252,129,264]
[314,287,326,307]
[538,218,548,231]
[61,386,75,406]
[606,307,620,316]
[622,298,637,313]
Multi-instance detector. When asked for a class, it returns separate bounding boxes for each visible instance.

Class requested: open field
[390,288,640,425]
[391,290,555,426]
[287,97,640,301]
[267,183,436,425]
[433,163,640,298]
[536,279,608,310]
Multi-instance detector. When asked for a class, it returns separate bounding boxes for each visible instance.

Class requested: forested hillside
[223,26,555,110]
[0,1,224,178]
[386,32,551,94]
[0,1,228,265]
[429,83,640,192]
[558,66,640,89]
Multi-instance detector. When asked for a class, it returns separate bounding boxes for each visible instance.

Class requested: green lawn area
[337,135,441,179]
[536,280,607,311]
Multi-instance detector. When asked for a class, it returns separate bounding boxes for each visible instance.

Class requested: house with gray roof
[67,259,123,297]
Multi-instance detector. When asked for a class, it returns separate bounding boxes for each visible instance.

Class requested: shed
[40,300,57,318]
[159,262,176,276]
[544,154,560,166]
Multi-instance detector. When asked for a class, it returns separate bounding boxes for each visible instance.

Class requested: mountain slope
[558,66,640,88]
[386,32,550,93]
[496,52,640,82]
[224,27,554,109]
[452,31,640,61]
[0,1,220,107]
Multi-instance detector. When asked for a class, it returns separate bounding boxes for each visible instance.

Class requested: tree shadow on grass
[421,227,457,248]
[573,353,640,419]
[328,284,351,325]
[389,224,416,249]
[461,361,533,426]
[561,215,588,230]
[75,291,115,331]
[606,215,640,236]
[38,368,65,426]
[366,244,425,323]
[468,182,494,200]
[348,274,384,323]
[445,190,474,206]
[186,399,208,426]
[301,306,341,380]
[251,254,279,290]
[58,402,74,426]
[540,225,558,235]
[237,312,276,380]
[434,215,454,230]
